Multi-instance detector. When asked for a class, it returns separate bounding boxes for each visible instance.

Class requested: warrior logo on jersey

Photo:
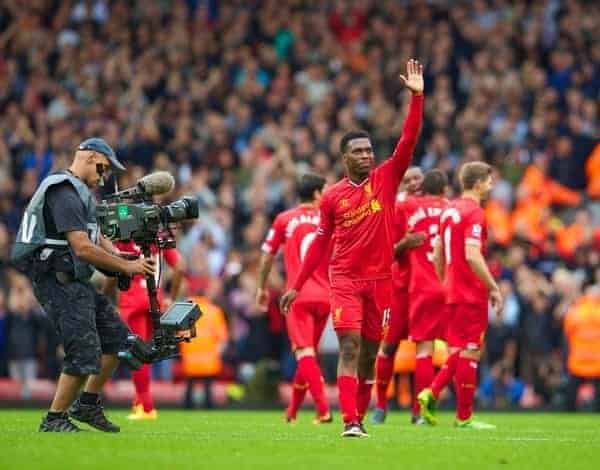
[370,199,382,212]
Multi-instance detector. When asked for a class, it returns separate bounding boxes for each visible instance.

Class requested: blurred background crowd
[0,0,598,410]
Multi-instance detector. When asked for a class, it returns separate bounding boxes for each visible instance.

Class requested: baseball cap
[77,137,126,172]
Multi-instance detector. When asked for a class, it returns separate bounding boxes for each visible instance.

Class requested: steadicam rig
[96,172,202,370]
[119,301,202,370]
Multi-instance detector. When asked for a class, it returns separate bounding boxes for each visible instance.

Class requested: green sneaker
[417,388,438,425]
[455,418,496,429]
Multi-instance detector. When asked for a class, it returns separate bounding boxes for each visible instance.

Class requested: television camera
[96,172,202,370]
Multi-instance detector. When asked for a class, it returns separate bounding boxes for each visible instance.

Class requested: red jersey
[404,194,447,295]
[440,197,489,305]
[299,96,424,285]
[391,197,410,291]
[115,241,181,309]
[261,204,329,302]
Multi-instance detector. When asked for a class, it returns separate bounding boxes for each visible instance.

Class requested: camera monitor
[159,301,202,330]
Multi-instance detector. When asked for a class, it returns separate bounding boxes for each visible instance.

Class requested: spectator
[563,285,600,411]
[5,274,42,399]
[0,289,7,377]
[182,280,229,409]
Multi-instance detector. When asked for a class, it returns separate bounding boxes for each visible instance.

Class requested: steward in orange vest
[563,288,600,411]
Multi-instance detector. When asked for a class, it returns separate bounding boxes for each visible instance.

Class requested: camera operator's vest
[11,171,99,281]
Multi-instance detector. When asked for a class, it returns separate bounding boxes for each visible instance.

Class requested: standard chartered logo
[342,199,383,227]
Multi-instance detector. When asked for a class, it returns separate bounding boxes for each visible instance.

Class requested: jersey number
[441,208,461,265]
[425,224,439,262]
[299,232,316,262]
[20,213,37,243]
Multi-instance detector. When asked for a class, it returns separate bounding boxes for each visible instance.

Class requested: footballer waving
[280,59,425,438]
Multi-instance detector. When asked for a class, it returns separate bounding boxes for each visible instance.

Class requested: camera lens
[161,196,199,223]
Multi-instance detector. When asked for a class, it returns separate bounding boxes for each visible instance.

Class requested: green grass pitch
[1,410,599,469]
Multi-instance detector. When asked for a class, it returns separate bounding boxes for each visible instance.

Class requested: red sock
[413,355,434,416]
[375,354,394,410]
[132,364,154,412]
[338,375,358,424]
[287,369,308,419]
[356,379,374,422]
[431,351,459,399]
[455,357,478,421]
[297,356,329,416]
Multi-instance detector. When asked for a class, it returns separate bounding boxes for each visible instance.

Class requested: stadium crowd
[0,0,598,409]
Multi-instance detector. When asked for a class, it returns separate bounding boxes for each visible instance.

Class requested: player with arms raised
[419,162,503,429]
[281,59,425,437]
[371,166,425,424]
[257,174,331,424]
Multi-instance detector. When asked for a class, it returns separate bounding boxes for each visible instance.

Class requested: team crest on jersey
[370,199,382,212]
[339,198,350,208]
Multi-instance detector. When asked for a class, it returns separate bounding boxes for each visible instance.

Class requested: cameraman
[11,138,155,432]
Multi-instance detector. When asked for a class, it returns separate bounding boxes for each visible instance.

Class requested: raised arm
[385,60,425,181]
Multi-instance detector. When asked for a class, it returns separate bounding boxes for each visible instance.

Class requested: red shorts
[383,290,409,345]
[445,303,488,350]
[330,277,392,342]
[408,291,449,342]
[286,300,330,351]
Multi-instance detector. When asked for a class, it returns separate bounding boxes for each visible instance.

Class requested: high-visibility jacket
[393,339,448,373]
[586,144,600,199]
[564,295,600,378]
[394,340,416,373]
[180,296,228,377]
[485,200,513,246]
[518,165,581,207]
[511,198,548,244]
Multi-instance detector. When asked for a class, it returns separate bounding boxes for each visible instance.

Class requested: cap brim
[106,155,126,172]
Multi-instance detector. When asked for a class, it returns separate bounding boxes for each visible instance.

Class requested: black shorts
[31,273,129,376]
